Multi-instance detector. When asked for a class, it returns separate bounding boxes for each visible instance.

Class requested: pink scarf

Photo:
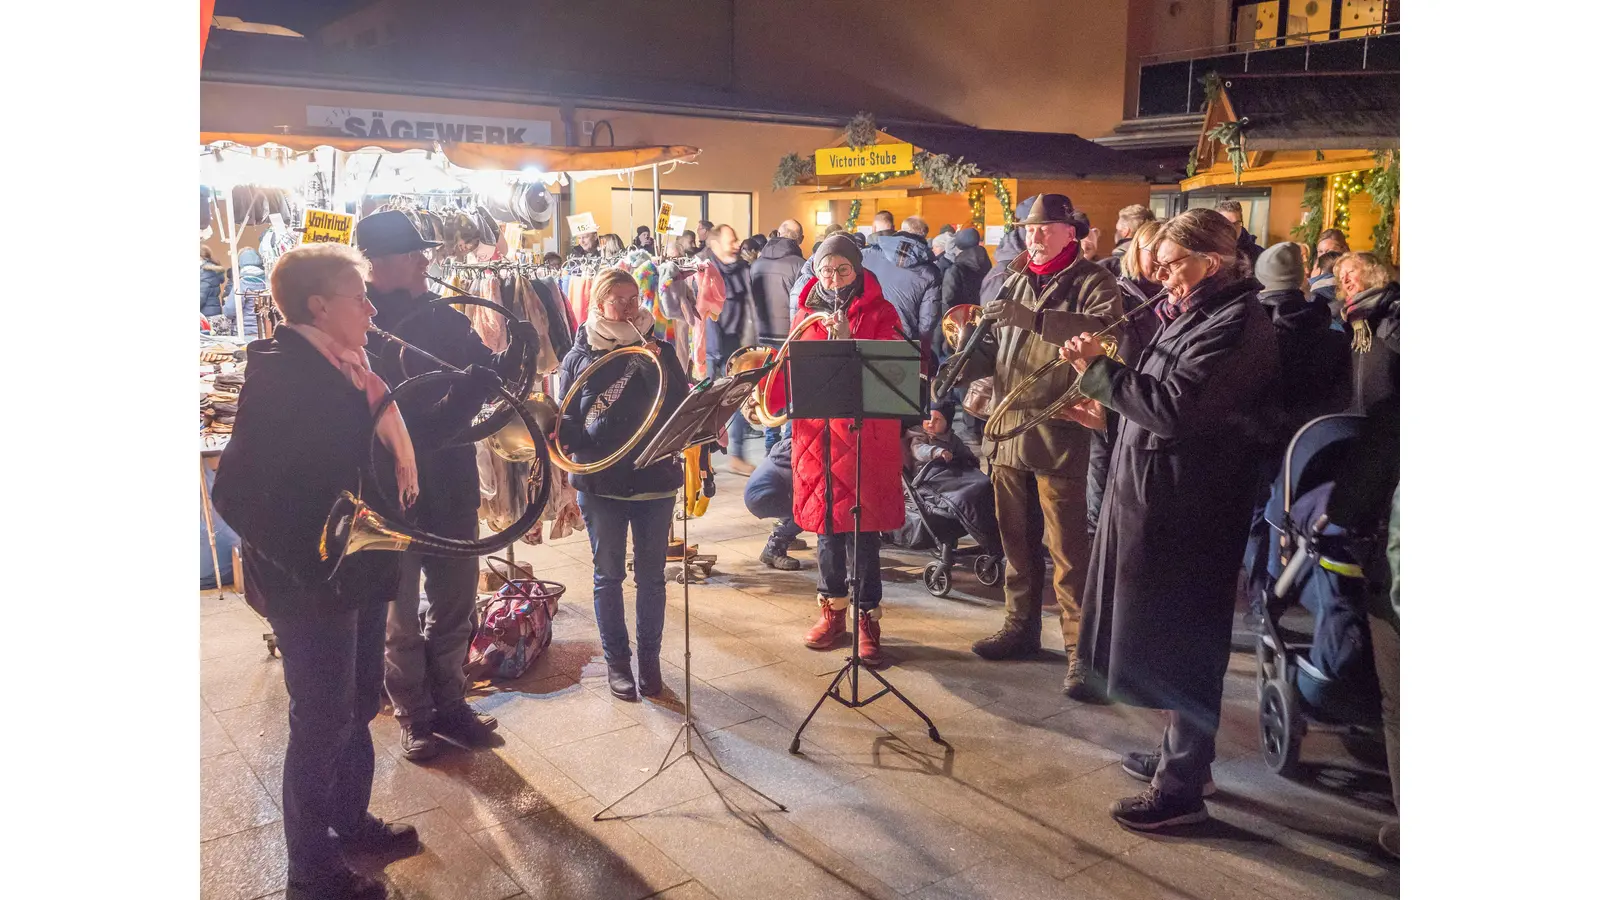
[284,324,419,509]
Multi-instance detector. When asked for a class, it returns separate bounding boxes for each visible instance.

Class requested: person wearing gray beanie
[1255,242,1306,294]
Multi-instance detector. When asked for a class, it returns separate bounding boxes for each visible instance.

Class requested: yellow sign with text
[656,201,674,235]
[814,142,915,176]
[302,209,354,244]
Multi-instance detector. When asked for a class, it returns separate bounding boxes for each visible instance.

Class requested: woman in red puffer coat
[764,234,910,665]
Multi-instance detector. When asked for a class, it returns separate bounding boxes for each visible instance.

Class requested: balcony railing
[1136,23,1399,118]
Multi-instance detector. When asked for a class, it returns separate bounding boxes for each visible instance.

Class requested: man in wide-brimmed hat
[355,210,525,764]
[938,194,1122,699]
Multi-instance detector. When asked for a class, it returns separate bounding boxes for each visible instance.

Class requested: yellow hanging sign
[656,200,674,235]
[301,208,354,244]
[814,142,915,176]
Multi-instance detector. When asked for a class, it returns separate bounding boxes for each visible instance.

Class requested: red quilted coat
[765,271,909,535]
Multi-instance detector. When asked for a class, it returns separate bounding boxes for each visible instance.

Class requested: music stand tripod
[593,365,788,821]
[783,340,942,754]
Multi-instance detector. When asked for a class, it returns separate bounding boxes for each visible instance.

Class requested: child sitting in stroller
[894,403,1005,595]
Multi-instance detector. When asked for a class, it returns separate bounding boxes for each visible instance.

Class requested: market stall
[197,133,702,588]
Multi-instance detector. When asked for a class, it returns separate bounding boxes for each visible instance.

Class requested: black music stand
[593,366,788,821]
[783,340,943,754]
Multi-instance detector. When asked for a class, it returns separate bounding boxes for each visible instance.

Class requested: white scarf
[282,323,420,509]
[585,305,656,351]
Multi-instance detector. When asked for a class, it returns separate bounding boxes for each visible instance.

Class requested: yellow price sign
[302,209,354,244]
[814,142,915,176]
[656,200,674,235]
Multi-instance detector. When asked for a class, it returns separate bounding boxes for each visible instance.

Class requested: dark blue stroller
[893,459,1005,597]
[1257,414,1385,776]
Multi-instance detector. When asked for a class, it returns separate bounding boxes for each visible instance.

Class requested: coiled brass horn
[727,345,779,427]
[983,289,1168,443]
[932,305,993,400]
[321,362,554,576]
[725,311,833,429]
[547,322,668,475]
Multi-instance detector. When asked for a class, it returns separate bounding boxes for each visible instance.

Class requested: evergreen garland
[845,112,878,151]
[913,150,981,193]
[771,153,815,191]
[1205,122,1248,185]
[992,178,1015,233]
[968,182,986,230]
[1289,176,1327,247]
[1186,145,1200,179]
[1367,149,1400,264]
[846,199,862,231]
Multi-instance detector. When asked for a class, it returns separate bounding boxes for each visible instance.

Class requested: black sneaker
[1110,785,1209,831]
[337,816,420,857]
[1120,750,1217,797]
[759,544,802,571]
[1062,654,1110,704]
[285,867,388,900]
[398,721,441,762]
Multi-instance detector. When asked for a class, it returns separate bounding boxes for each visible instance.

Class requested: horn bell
[484,393,558,463]
[320,491,414,576]
[940,304,981,350]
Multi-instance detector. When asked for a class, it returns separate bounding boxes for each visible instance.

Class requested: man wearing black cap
[354,210,523,763]
[942,194,1121,699]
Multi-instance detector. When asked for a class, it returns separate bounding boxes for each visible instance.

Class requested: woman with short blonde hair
[213,242,421,897]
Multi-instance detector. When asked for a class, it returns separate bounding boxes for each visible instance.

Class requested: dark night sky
[215,0,365,34]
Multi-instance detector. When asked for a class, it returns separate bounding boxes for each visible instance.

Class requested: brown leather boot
[857,609,885,667]
[971,620,1042,660]
[804,595,849,648]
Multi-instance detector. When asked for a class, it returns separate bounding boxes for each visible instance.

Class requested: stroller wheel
[922,562,953,597]
[1260,679,1302,777]
[974,555,1003,587]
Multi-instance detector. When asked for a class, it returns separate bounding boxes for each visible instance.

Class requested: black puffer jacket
[1259,288,1353,438]
[557,328,690,498]
[750,237,806,341]
[939,245,992,355]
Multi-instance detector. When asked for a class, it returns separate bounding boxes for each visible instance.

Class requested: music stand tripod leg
[594,450,787,821]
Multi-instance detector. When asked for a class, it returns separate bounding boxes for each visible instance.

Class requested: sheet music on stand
[634,365,770,468]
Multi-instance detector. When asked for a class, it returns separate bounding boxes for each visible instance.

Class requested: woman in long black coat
[1060,208,1281,832]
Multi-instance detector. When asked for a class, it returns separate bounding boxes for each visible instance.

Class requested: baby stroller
[1257,413,1385,776]
[893,459,1005,597]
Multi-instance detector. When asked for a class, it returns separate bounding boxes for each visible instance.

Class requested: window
[1231,0,1395,46]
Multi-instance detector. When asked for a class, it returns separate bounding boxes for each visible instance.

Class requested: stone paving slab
[200,472,1398,900]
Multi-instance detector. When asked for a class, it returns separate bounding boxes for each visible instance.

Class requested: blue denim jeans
[576,492,676,665]
[266,599,387,883]
[728,410,753,461]
[764,426,783,453]
[817,531,883,611]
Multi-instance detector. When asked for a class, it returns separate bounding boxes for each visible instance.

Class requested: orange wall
[299,0,1146,138]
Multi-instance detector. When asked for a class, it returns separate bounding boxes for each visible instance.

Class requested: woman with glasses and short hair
[213,243,423,900]
[1058,208,1281,833]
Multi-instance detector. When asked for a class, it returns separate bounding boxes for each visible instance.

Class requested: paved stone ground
[200,466,1399,900]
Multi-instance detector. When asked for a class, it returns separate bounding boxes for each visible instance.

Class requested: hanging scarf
[283,323,419,508]
[584,304,656,351]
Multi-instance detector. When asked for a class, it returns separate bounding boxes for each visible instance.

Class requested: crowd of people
[212,190,1400,897]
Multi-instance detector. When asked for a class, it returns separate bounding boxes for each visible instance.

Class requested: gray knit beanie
[1256,242,1305,293]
